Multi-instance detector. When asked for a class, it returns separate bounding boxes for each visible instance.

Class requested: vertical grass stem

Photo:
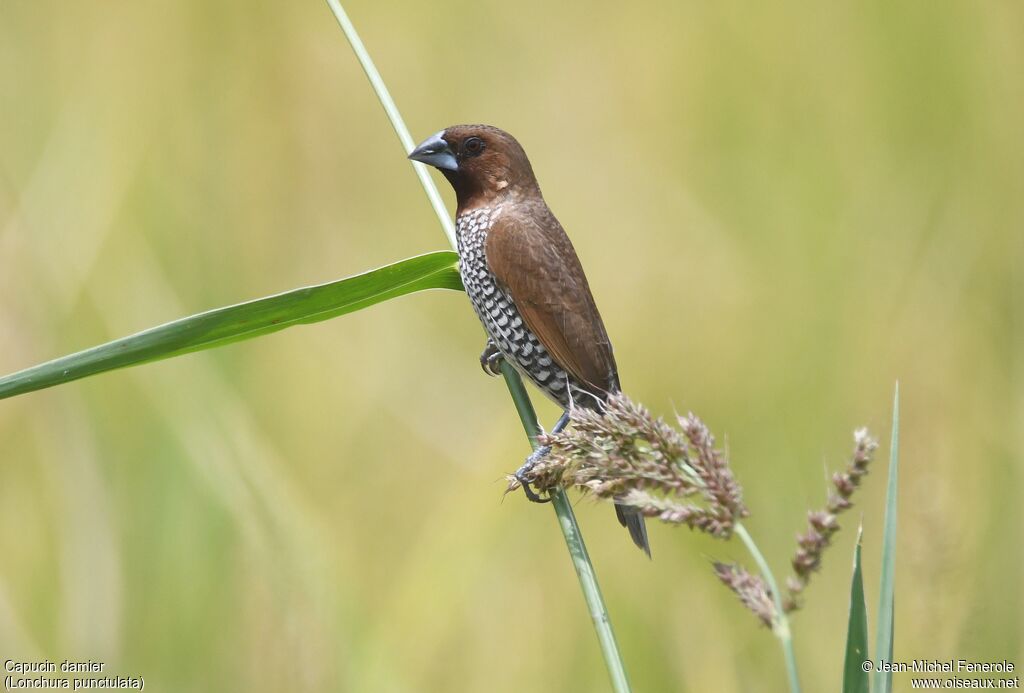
[324,0,456,249]
[324,3,631,690]
[500,361,632,693]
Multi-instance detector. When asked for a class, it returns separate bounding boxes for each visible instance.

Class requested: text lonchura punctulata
[409,124,650,556]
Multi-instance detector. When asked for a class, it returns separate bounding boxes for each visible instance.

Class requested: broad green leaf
[874,382,900,693]
[0,250,462,401]
[843,524,870,693]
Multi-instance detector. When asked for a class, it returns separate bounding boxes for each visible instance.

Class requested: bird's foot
[479,339,504,377]
[514,446,553,503]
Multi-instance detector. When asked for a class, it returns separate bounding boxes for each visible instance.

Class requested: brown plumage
[486,206,621,404]
[410,124,649,555]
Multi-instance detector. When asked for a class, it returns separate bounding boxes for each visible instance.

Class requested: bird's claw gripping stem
[514,411,571,504]
[480,340,504,377]
[515,446,553,503]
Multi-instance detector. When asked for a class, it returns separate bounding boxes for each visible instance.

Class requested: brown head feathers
[439,125,540,211]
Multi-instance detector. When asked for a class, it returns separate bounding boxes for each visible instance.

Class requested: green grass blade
[843,524,870,693]
[0,251,462,400]
[874,382,900,693]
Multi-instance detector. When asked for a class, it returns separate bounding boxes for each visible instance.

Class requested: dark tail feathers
[615,503,651,558]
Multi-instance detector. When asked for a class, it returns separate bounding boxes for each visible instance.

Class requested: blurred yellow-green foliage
[1,1,1020,691]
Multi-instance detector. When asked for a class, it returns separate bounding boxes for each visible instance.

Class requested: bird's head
[409,125,539,210]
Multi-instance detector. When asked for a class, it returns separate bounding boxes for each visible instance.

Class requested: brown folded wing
[485,208,619,397]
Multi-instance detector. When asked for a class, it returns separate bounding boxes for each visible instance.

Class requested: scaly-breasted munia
[410,124,649,555]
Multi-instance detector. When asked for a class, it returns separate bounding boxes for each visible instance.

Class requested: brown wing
[485,206,619,396]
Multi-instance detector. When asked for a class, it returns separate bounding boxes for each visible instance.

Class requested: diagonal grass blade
[0,250,462,400]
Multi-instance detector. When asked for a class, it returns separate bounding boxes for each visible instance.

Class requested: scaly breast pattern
[456,207,571,408]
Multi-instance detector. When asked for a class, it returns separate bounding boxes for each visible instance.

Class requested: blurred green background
[1,1,1020,691]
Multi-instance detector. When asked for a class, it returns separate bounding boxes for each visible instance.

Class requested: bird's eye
[464,137,485,156]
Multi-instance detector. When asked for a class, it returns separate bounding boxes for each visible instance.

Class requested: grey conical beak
[408,131,458,171]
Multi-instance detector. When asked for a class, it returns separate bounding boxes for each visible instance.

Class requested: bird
[409,124,650,556]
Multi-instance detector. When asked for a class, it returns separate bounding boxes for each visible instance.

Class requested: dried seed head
[505,393,877,628]
[714,562,777,628]
[784,429,877,612]
[516,394,747,539]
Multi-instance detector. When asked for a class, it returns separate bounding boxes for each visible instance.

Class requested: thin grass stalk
[323,0,456,249]
[324,3,631,690]
[666,423,801,691]
[874,382,900,693]
[734,522,801,693]
[500,361,631,693]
